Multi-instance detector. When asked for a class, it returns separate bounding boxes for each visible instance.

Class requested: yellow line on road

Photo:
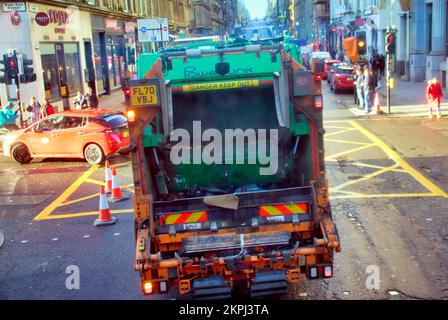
[325,128,357,137]
[349,121,448,198]
[325,138,372,146]
[58,184,135,207]
[34,165,99,221]
[325,144,376,160]
[351,162,407,173]
[36,209,133,220]
[84,178,106,186]
[330,164,400,192]
[325,126,354,130]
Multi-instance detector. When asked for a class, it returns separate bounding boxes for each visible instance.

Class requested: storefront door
[41,42,82,110]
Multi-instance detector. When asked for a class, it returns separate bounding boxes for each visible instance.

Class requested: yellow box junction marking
[34,162,134,221]
[324,120,448,199]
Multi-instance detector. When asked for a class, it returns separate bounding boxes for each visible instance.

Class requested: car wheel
[84,143,105,165]
[11,144,32,164]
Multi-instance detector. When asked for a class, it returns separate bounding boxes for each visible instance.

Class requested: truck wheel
[84,143,105,165]
[11,144,32,164]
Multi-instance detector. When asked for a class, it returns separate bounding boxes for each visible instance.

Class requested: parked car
[3,109,130,165]
[328,65,355,94]
[327,63,342,85]
[323,59,341,79]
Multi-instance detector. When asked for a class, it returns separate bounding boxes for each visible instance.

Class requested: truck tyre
[84,143,105,165]
[11,143,32,164]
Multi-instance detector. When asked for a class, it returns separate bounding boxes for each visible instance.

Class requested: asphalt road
[0,84,447,300]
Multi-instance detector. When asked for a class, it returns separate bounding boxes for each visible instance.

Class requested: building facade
[0,0,194,112]
[294,0,313,42]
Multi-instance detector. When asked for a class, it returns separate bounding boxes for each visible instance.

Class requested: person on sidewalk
[426,77,444,119]
[355,67,365,110]
[73,91,87,110]
[1,101,19,130]
[42,98,55,117]
[363,67,375,114]
[27,96,41,123]
[84,87,99,109]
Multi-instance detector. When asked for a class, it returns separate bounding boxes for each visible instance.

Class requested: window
[62,116,84,129]
[40,43,82,102]
[64,43,82,97]
[37,116,65,131]
[87,0,96,5]
[121,0,129,12]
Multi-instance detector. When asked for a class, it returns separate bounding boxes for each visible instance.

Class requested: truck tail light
[324,265,333,278]
[159,281,168,293]
[314,96,323,109]
[143,282,153,295]
[127,110,136,122]
[315,74,322,81]
[124,87,131,97]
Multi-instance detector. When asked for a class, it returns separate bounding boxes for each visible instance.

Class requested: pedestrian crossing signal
[385,32,396,54]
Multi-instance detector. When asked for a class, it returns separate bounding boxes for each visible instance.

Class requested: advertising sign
[137,18,169,43]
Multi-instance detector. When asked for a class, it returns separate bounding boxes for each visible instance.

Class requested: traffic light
[0,54,6,84]
[20,57,37,83]
[356,31,367,56]
[385,32,396,54]
[6,55,19,80]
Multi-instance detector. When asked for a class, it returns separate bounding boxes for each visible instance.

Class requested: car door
[27,115,65,155]
[57,116,86,156]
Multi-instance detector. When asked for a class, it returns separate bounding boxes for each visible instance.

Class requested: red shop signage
[35,12,50,26]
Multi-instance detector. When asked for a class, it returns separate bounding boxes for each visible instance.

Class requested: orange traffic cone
[108,167,129,202]
[94,185,117,227]
[374,92,383,114]
[105,160,112,193]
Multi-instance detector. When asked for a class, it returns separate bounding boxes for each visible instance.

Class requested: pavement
[98,89,126,112]
[0,83,447,300]
[348,78,448,118]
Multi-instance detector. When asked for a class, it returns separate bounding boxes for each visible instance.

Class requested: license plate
[130,85,159,107]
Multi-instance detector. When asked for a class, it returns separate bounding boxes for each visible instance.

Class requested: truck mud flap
[193,276,231,300]
[251,270,288,298]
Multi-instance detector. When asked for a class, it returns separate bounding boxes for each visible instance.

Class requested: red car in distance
[323,59,341,79]
[329,65,355,94]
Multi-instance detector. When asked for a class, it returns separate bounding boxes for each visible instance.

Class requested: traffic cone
[374,92,383,114]
[108,167,129,203]
[105,160,112,193]
[94,186,117,227]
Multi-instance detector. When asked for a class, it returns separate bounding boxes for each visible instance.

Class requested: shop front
[91,15,136,96]
[29,3,93,111]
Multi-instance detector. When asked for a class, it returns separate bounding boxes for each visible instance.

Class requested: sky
[243,0,268,19]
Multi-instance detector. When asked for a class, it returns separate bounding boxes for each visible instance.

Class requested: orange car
[3,109,130,165]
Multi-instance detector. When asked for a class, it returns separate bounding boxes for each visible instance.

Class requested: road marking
[325,128,357,137]
[330,164,400,192]
[41,209,133,220]
[349,120,448,198]
[325,126,354,130]
[84,178,106,186]
[34,165,99,221]
[325,144,375,160]
[325,138,372,146]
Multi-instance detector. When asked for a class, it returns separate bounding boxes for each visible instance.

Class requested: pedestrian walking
[362,67,375,114]
[1,101,19,130]
[426,77,444,119]
[27,96,41,123]
[354,67,365,110]
[84,87,99,109]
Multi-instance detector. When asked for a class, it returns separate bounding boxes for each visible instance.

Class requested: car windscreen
[95,114,127,128]
[337,68,354,75]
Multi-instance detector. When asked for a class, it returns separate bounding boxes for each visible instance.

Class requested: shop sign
[55,28,65,34]
[10,11,21,26]
[105,19,121,31]
[3,2,26,12]
[35,12,50,26]
[48,10,69,25]
[28,3,39,13]
[355,18,365,26]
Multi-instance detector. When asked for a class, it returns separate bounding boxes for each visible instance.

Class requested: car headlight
[4,133,17,145]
